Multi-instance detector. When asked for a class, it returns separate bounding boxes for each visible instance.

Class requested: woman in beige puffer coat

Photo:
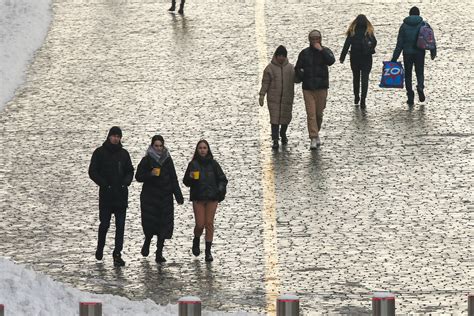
[259,45,295,149]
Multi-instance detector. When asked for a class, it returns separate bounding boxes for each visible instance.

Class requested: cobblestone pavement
[0,0,473,314]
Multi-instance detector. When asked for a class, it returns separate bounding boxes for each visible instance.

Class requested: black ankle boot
[205,241,213,262]
[192,237,200,256]
[178,1,184,14]
[407,90,415,106]
[360,98,366,110]
[354,95,360,105]
[155,239,166,263]
[113,252,125,267]
[168,1,175,11]
[141,236,151,257]
[95,247,103,260]
[417,86,425,102]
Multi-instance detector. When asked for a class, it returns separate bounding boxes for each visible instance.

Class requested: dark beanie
[274,45,287,57]
[107,126,122,138]
[409,6,420,16]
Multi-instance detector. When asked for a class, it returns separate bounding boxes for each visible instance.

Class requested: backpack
[417,22,436,50]
[362,34,376,55]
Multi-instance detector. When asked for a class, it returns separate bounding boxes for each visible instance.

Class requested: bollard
[372,292,395,316]
[79,302,102,316]
[276,294,299,316]
[469,294,474,316]
[178,296,201,316]
[0,304,4,316]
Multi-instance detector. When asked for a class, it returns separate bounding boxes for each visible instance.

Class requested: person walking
[135,135,184,263]
[169,0,185,14]
[259,45,295,149]
[295,30,335,149]
[89,126,134,267]
[183,139,228,262]
[391,6,437,106]
[340,14,377,110]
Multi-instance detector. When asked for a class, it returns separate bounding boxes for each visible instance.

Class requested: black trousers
[97,207,126,254]
[271,124,288,140]
[350,55,372,101]
[403,51,425,93]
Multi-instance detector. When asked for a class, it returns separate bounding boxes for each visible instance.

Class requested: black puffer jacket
[340,26,377,62]
[183,156,228,202]
[295,45,335,90]
[89,141,134,209]
[135,153,183,239]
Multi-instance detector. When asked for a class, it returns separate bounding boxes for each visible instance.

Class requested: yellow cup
[192,171,200,180]
[152,167,161,176]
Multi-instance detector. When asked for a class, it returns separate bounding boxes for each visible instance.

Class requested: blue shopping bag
[379,61,404,88]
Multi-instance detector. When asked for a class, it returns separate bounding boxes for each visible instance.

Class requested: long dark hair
[192,139,213,160]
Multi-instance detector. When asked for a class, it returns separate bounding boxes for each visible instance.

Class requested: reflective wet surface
[0,0,472,314]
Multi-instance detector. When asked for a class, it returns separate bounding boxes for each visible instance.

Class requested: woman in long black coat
[135,135,184,263]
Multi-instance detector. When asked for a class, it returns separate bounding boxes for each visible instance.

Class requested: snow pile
[0,257,179,315]
[0,0,52,109]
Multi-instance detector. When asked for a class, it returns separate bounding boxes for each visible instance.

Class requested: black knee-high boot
[205,241,213,262]
[168,0,176,11]
[156,238,166,263]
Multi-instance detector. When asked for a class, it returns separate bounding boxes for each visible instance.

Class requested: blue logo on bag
[379,61,404,88]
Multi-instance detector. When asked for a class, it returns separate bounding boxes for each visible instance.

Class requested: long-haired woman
[340,14,377,109]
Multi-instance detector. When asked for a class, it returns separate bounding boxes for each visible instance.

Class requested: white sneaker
[315,136,321,146]
[310,138,317,149]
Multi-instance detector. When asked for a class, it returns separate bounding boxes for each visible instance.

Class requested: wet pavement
[0,0,473,314]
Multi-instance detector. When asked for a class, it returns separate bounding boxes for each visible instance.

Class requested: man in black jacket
[89,126,134,267]
[295,30,335,149]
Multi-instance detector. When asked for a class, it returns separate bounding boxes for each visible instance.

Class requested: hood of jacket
[403,15,423,26]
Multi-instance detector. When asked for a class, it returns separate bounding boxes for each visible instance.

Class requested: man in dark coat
[295,29,335,149]
[89,126,134,267]
[391,6,437,106]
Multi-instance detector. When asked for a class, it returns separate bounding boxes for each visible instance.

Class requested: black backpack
[362,34,376,55]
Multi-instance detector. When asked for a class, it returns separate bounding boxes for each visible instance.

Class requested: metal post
[178,296,201,316]
[469,294,474,316]
[79,302,102,316]
[0,304,4,316]
[276,294,299,316]
[372,292,395,316]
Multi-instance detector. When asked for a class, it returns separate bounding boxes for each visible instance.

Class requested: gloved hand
[390,58,397,63]
[177,197,184,205]
[431,52,436,60]
[339,58,344,64]
[259,95,264,107]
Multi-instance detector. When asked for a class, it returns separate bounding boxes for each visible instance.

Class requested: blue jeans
[97,208,126,254]
[403,51,425,93]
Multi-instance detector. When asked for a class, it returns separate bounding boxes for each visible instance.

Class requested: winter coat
[89,140,134,210]
[295,45,335,90]
[340,26,377,63]
[392,15,437,60]
[259,56,295,125]
[183,156,228,202]
[135,153,184,239]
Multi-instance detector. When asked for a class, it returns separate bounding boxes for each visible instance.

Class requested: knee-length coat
[135,151,183,239]
[259,56,295,125]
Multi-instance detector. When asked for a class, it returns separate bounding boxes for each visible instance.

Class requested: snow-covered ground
[0,0,51,110]
[0,2,256,315]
